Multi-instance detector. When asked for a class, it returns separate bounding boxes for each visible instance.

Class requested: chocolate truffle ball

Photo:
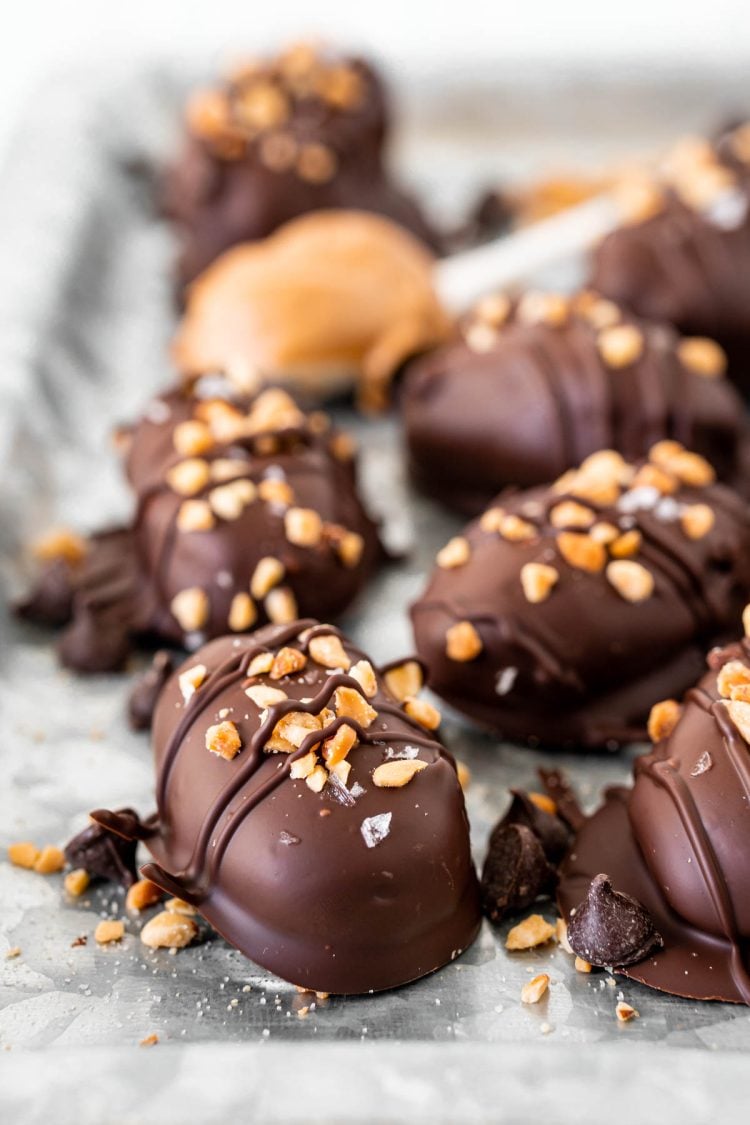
[403,289,747,514]
[172,210,451,410]
[559,608,750,1003]
[18,383,380,672]
[411,444,750,748]
[94,621,481,993]
[591,125,750,392]
[164,42,440,287]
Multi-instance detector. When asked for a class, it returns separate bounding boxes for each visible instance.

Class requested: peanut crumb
[506,914,556,951]
[95,919,125,945]
[125,879,163,913]
[140,911,198,950]
[64,869,90,898]
[606,559,654,603]
[521,973,550,1004]
[445,620,483,662]
[205,720,242,760]
[372,759,428,788]
[615,1001,639,1022]
[403,697,441,731]
[647,699,681,742]
[383,661,423,703]
[34,846,65,875]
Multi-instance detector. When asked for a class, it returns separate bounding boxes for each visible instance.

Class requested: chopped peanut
[247,652,274,677]
[176,499,215,533]
[744,605,750,638]
[265,587,298,625]
[258,478,294,506]
[290,750,318,779]
[506,914,556,951]
[209,479,256,521]
[64,869,90,898]
[520,562,559,604]
[173,420,214,457]
[557,532,606,573]
[606,560,654,603]
[372,759,427,788]
[615,1001,639,1022]
[403,697,441,731]
[647,699,681,742]
[597,324,644,367]
[139,1033,159,1048]
[589,522,619,545]
[549,501,594,529]
[609,530,642,559]
[270,646,307,679]
[205,720,242,760]
[284,507,323,548]
[140,911,198,950]
[529,792,557,816]
[335,686,378,728]
[309,633,351,671]
[716,660,750,699]
[556,919,573,954]
[680,503,715,540]
[246,684,288,708]
[8,842,40,870]
[445,620,483,662]
[575,957,593,973]
[32,528,87,565]
[632,463,678,495]
[250,557,285,599]
[499,514,537,542]
[179,663,207,702]
[210,458,248,482]
[34,846,65,875]
[383,661,423,703]
[479,507,505,533]
[305,765,329,793]
[95,920,125,945]
[166,458,211,497]
[322,724,358,767]
[349,660,377,698]
[436,536,471,569]
[456,761,471,790]
[521,973,550,1004]
[336,531,365,568]
[668,451,715,487]
[228,592,257,632]
[126,879,163,913]
[165,898,196,916]
[677,337,727,378]
[171,587,209,633]
[726,699,750,743]
[268,711,321,752]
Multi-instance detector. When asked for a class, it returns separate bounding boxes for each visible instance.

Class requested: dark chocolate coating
[402,298,747,514]
[411,452,750,748]
[164,51,440,287]
[591,126,750,393]
[95,621,481,994]
[560,636,750,1001]
[17,383,380,672]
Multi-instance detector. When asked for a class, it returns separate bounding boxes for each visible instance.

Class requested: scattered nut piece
[383,661,423,703]
[210,458,248,482]
[336,530,365,569]
[716,660,750,699]
[258,478,294,506]
[322,723,358,767]
[556,918,573,954]
[521,973,550,1004]
[140,911,198,950]
[95,920,125,945]
[597,324,644,368]
[436,536,471,569]
[557,532,606,573]
[550,501,595,529]
[296,142,337,184]
[250,556,285,599]
[632,463,677,494]
[309,633,351,671]
[165,898,196,916]
[517,290,569,327]
[465,322,498,353]
[606,560,655,603]
[589,522,619,544]
[228,592,257,632]
[505,914,556,951]
[335,686,378,728]
[205,720,242,760]
[726,699,750,743]
[176,499,216,533]
[479,507,505,533]
[475,292,511,327]
[445,620,483,662]
[270,646,307,679]
[290,750,318,779]
[209,479,256,521]
[609,530,642,559]
[677,337,727,378]
[680,503,715,540]
[171,587,209,633]
[7,842,40,870]
[247,651,274,677]
[268,711,321,752]
[403,697,441,731]
[284,507,323,548]
[499,514,537,542]
[305,765,329,793]
[575,957,593,974]
[529,792,557,815]
[173,420,214,457]
[349,660,377,698]
[456,761,471,790]
[64,869,90,898]
[34,846,65,875]
[126,879,163,913]
[520,562,559,603]
[166,458,211,497]
[373,759,427,788]
[615,1001,639,1023]
[139,1033,159,1048]
[179,663,207,702]
[647,699,682,742]
[669,451,715,487]
[4,947,21,960]
[265,587,298,625]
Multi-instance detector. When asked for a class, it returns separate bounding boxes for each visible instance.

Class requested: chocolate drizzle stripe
[636,753,750,1002]
[525,336,577,468]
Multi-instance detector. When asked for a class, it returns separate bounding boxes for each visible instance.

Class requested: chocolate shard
[501,789,571,865]
[58,606,132,674]
[15,558,75,627]
[567,873,663,967]
[64,810,140,887]
[480,822,556,924]
[128,651,176,731]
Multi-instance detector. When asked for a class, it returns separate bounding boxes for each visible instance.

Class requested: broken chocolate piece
[128,651,176,731]
[567,873,663,967]
[480,822,556,924]
[16,558,75,628]
[64,811,140,887]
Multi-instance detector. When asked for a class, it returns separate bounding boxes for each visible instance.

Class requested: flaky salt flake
[360,812,392,849]
[279,831,300,846]
[690,751,713,777]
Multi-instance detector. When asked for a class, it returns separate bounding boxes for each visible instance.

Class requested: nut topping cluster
[182,627,439,797]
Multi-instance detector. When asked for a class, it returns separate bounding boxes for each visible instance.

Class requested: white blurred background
[3,0,750,164]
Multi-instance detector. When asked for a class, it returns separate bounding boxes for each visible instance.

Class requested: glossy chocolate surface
[412,448,750,748]
[559,651,750,1004]
[403,291,748,514]
[96,621,481,994]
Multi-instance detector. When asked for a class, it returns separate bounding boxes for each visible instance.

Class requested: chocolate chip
[15,559,75,627]
[502,789,571,864]
[128,651,176,730]
[64,811,140,887]
[567,873,663,967]
[480,823,556,924]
